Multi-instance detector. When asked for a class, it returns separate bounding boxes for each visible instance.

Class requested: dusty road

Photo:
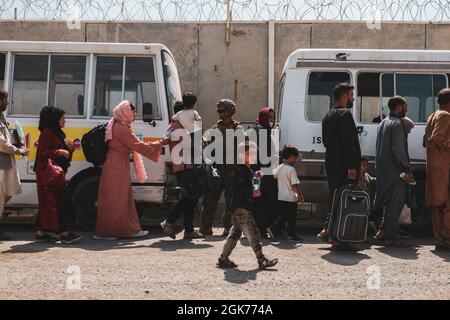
[0,226,449,300]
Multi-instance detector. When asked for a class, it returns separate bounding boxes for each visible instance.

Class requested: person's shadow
[320,250,371,266]
[375,244,420,260]
[1,236,159,254]
[222,268,277,285]
[431,248,450,262]
[1,231,170,254]
[148,239,213,251]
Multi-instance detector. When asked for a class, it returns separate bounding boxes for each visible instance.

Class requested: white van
[278,48,449,206]
[0,40,182,229]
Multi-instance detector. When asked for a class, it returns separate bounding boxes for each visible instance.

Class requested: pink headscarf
[105,100,148,183]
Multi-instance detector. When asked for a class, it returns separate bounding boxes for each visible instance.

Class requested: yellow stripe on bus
[18,126,160,161]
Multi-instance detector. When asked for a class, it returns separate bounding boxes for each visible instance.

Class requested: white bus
[0,40,182,229]
[278,48,449,210]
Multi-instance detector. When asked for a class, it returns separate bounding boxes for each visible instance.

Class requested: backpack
[81,123,108,167]
[179,164,222,199]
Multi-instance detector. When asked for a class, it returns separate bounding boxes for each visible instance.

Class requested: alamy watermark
[166,122,281,175]
[366,265,381,290]
[65,265,82,290]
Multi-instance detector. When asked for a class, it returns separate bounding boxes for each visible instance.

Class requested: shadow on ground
[320,250,371,266]
[221,268,278,284]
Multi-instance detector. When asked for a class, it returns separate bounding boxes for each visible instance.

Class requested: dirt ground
[0,225,449,300]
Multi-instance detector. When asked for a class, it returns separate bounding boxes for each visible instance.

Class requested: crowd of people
[0,82,448,269]
[317,84,450,251]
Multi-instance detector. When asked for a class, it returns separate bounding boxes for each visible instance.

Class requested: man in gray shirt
[374,96,415,246]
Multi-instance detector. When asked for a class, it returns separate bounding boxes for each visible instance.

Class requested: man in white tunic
[0,91,29,240]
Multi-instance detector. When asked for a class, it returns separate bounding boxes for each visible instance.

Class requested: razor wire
[0,0,449,22]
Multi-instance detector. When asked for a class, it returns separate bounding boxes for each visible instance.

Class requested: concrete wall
[1,20,450,127]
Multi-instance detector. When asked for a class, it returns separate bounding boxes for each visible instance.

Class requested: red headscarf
[255,107,275,129]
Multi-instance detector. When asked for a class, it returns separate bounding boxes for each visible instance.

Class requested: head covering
[403,116,415,134]
[217,99,236,115]
[105,100,147,183]
[38,105,66,143]
[256,107,275,129]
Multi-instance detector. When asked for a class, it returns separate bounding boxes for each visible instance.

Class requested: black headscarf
[38,106,66,143]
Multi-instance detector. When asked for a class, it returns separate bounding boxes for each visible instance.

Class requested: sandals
[216,257,238,269]
[258,257,279,270]
[317,231,331,244]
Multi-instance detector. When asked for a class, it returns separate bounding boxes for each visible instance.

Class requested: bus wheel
[72,175,100,232]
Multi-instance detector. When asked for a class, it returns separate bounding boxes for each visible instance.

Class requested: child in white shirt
[268,145,304,241]
[171,92,202,133]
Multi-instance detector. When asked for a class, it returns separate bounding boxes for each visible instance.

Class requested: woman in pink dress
[95,100,162,240]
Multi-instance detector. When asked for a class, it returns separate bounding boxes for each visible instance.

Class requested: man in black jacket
[317,83,361,243]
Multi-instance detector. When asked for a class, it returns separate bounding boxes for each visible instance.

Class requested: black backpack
[81,123,108,167]
[179,164,221,199]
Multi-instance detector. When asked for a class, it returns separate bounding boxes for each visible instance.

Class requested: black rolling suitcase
[327,183,370,243]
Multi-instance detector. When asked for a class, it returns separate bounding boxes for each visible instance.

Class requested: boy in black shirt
[216,141,278,270]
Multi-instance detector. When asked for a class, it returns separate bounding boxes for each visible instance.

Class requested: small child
[268,145,304,241]
[171,92,202,133]
[216,141,278,270]
[358,157,376,193]
[358,157,379,234]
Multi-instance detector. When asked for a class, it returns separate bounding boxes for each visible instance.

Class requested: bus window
[162,51,182,119]
[380,73,394,122]
[306,71,351,122]
[357,73,381,123]
[125,57,160,120]
[11,55,48,115]
[48,55,87,116]
[0,53,5,90]
[395,74,446,123]
[93,56,123,117]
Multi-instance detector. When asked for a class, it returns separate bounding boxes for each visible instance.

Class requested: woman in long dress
[95,100,162,240]
[35,106,81,243]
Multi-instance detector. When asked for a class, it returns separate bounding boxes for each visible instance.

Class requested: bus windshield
[162,51,182,118]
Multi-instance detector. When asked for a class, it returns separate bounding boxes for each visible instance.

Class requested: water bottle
[252,175,261,192]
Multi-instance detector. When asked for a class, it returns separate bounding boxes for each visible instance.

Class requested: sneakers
[160,220,176,239]
[216,257,238,269]
[35,233,59,242]
[130,230,149,239]
[60,232,82,244]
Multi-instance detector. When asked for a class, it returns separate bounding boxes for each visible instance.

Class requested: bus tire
[72,174,100,232]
